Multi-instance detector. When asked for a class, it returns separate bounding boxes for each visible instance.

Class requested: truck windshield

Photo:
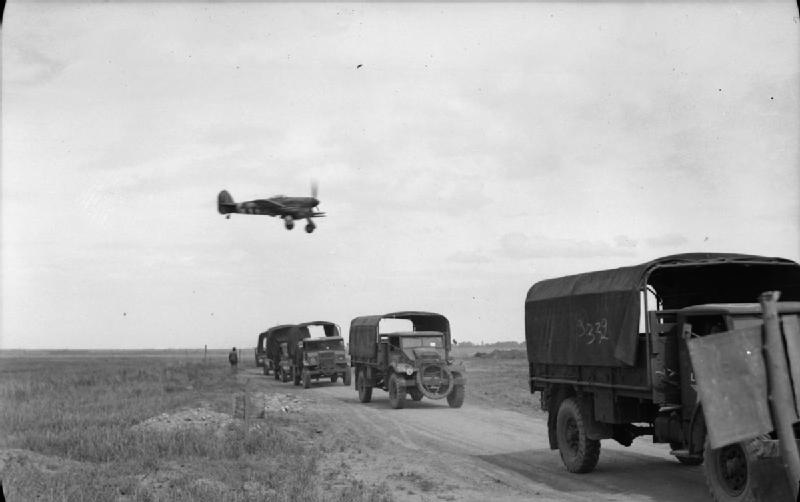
[401,336,444,359]
[306,340,344,351]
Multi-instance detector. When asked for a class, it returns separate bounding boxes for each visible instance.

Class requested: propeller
[311,180,319,199]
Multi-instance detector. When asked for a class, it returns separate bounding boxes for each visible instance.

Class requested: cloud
[499,232,636,260]
[645,233,689,247]
[3,45,66,86]
[447,251,490,264]
[614,235,638,248]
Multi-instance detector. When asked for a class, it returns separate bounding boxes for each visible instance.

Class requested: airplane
[217,183,326,233]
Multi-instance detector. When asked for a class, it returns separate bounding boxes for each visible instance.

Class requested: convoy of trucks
[248,252,800,501]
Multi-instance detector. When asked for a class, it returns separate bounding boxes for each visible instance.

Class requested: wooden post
[760,291,800,500]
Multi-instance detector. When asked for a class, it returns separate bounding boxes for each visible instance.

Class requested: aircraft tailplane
[218,190,235,214]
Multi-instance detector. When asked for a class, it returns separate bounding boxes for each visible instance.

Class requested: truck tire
[331,374,339,383]
[409,388,423,401]
[280,368,288,383]
[388,374,406,409]
[293,367,300,386]
[357,368,372,403]
[446,384,465,408]
[703,438,763,502]
[556,397,600,473]
[303,370,311,389]
[343,368,352,387]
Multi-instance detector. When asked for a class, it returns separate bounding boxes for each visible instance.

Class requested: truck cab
[298,335,350,388]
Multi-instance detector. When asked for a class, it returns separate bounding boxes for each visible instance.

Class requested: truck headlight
[405,367,414,376]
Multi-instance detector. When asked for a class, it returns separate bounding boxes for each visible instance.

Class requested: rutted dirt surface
[243,368,713,502]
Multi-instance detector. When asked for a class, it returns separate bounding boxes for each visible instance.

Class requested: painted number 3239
[576,319,609,345]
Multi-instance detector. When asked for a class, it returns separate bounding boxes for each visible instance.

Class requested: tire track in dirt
[313,382,711,502]
[245,369,711,501]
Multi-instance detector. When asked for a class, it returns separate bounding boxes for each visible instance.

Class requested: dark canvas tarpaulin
[525,253,800,368]
[526,290,641,366]
[349,311,450,361]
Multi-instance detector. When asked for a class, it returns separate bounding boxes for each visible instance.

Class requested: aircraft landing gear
[305,220,316,233]
[225,214,230,219]
[283,216,294,230]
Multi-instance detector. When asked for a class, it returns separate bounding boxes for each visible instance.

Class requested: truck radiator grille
[319,352,335,369]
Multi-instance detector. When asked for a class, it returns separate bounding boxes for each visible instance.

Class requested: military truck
[279,321,350,388]
[261,324,295,379]
[525,253,800,501]
[349,311,466,409]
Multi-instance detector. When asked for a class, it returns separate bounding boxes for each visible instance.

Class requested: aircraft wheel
[305,224,315,233]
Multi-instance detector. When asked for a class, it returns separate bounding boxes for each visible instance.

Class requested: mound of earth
[472,349,526,359]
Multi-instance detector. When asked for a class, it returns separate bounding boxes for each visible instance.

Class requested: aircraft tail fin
[218,190,235,214]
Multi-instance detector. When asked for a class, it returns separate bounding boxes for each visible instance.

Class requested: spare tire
[415,364,454,400]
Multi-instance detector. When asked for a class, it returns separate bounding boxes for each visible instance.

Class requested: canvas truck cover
[288,321,341,362]
[349,311,451,360]
[264,324,297,361]
[525,253,800,367]
[294,321,340,340]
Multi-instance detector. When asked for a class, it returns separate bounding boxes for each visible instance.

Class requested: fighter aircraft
[217,183,325,233]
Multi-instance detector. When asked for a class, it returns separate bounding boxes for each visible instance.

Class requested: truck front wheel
[703,438,762,502]
[356,368,372,403]
[556,397,600,473]
[388,374,406,409]
[447,384,465,408]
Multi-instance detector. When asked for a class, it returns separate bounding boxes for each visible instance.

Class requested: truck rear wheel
[293,367,300,386]
[703,438,761,502]
[556,397,600,473]
[280,368,288,383]
[263,364,269,376]
[446,384,465,408]
[409,388,423,401]
[302,370,311,389]
[330,374,338,383]
[343,368,352,386]
[388,374,406,409]
[356,368,372,403]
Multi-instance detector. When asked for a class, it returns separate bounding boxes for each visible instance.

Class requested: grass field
[0,354,392,502]
[0,347,539,501]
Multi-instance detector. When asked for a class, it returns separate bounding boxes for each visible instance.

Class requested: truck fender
[579,396,613,441]
[451,371,466,386]
[547,385,574,450]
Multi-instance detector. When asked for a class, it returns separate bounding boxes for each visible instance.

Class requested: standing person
[228,347,238,370]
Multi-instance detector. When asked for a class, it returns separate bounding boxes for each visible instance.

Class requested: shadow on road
[476,448,710,502]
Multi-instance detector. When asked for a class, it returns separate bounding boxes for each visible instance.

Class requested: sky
[2,2,799,349]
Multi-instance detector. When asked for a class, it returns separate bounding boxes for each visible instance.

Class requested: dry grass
[453,347,546,419]
[0,355,392,502]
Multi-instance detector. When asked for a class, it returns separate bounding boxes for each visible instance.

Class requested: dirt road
[246,369,712,502]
